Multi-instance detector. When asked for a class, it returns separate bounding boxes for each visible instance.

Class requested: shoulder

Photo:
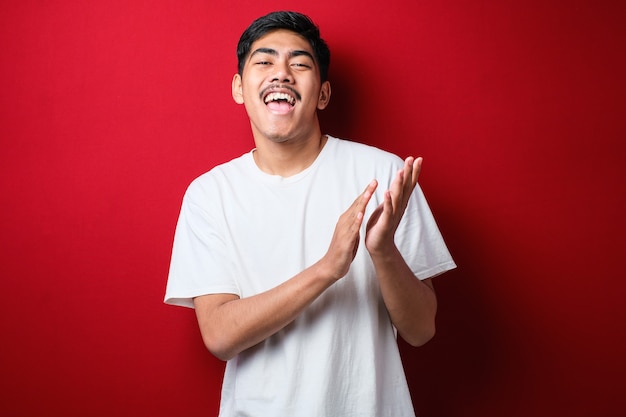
[325,136,404,172]
[184,151,253,203]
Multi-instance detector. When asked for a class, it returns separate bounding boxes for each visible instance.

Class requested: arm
[194,180,378,361]
[365,157,438,346]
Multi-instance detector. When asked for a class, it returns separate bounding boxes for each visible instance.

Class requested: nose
[271,61,293,83]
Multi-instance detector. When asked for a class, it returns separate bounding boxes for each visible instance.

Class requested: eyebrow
[250,47,315,62]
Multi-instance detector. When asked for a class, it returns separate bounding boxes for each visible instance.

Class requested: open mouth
[264,92,296,106]
[261,86,300,114]
[263,92,296,114]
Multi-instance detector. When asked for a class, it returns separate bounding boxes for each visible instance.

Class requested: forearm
[194,260,336,361]
[195,182,376,361]
[370,246,437,346]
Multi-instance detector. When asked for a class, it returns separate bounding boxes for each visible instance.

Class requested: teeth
[264,92,295,105]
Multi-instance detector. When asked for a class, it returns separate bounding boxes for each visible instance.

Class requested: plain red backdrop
[1,1,624,416]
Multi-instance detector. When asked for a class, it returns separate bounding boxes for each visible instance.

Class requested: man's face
[232,29,331,143]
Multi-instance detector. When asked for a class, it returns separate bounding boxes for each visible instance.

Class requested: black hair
[236,11,331,82]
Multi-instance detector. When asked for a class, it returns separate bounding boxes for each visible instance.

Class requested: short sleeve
[395,184,456,280]
[164,182,240,308]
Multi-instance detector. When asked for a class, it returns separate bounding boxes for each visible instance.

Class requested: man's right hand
[317,180,378,281]
[193,180,379,361]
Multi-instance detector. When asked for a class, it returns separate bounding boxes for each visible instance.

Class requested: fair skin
[194,29,437,361]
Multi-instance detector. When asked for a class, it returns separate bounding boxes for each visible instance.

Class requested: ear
[232,73,244,104]
[317,81,331,110]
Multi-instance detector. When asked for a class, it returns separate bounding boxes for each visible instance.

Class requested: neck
[252,131,328,177]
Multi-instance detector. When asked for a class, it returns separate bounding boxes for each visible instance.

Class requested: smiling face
[232,29,331,145]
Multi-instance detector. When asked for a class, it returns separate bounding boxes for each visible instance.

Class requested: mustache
[259,84,302,102]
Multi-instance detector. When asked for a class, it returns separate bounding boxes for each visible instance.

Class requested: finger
[344,180,377,228]
[387,168,404,212]
[412,157,423,186]
[402,157,414,196]
[355,179,377,210]
[402,156,423,192]
[350,182,378,239]
[382,189,394,223]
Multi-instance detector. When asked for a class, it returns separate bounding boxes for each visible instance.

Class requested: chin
[253,122,308,144]
[260,126,298,143]
[265,133,292,143]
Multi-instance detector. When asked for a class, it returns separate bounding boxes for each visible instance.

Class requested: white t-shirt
[165,136,456,417]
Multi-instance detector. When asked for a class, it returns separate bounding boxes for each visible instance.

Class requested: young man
[165,11,456,417]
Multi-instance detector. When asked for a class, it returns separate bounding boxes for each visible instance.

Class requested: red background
[1,1,624,416]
